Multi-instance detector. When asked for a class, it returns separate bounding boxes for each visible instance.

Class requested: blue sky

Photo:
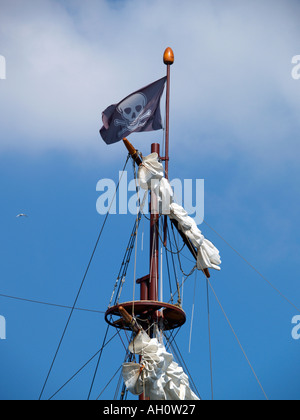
[0,0,300,400]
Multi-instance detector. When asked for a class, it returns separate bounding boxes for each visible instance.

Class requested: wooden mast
[163,48,174,246]
[148,143,160,304]
[148,48,174,323]
[105,48,187,399]
[138,48,174,399]
[163,47,174,180]
[107,49,186,336]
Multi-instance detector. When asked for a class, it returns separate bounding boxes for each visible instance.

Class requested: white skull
[117,93,147,125]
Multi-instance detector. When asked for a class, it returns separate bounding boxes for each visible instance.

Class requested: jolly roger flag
[100,76,167,145]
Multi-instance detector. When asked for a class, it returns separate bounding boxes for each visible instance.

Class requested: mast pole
[138,141,160,402]
[143,50,173,399]
[163,48,174,246]
[149,142,160,305]
[163,47,174,180]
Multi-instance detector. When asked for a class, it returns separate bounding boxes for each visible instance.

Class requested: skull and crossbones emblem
[114,93,151,135]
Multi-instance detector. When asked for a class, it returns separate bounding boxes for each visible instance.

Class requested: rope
[148,217,157,301]
[110,215,141,307]
[156,221,186,254]
[168,223,197,279]
[39,155,130,401]
[164,326,181,353]
[87,324,111,400]
[0,292,105,314]
[206,278,214,400]
[194,244,268,400]
[188,272,197,353]
[207,277,269,400]
[96,365,123,400]
[164,330,202,400]
[167,225,181,303]
[114,349,134,400]
[203,219,300,314]
[48,330,119,400]
[164,240,174,303]
[132,159,141,315]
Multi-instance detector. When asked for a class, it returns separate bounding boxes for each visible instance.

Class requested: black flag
[100,76,167,145]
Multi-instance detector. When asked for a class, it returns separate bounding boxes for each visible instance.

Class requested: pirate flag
[100,76,167,145]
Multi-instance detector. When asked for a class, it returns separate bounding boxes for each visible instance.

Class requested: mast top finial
[163,47,174,65]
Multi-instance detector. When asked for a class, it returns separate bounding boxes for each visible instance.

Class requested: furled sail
[137,153,221,271]
[122,330,199,400]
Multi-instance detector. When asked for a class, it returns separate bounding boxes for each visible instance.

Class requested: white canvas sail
[137,153,221,271]
[122,330,199,400]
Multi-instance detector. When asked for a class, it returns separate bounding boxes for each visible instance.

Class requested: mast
[163,47,174,180]
[149,142,160,305]
[105,47,187,399]
[163,48,174,246]
[149,47,174,319]
[139,142,160,401]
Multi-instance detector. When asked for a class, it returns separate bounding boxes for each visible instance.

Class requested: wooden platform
[105,300,186,331]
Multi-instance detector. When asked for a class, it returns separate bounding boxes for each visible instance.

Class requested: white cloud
[0,0,300,167]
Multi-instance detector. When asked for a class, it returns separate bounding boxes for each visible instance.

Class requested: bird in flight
[16,214,28,218]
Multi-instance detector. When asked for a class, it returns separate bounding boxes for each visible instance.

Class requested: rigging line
[39,155,130,401]
[96,365,123,401]
[164,244,174,302]
[207,278,269,401]
[112,215,141,307]
[197,256,268,400]
[170,223,191,303]
[156,220,186,255]
[48,330,119,400]
[119,351,132,401]
[140,207,164,222]
[113,349,133,400]
[148,214,157,298]
[132,158,141,316]
[0,293,105,315]
[175,249,197,265]
[171,219,194,259]
[116,326,130,352]
[167,270,195,305]
[167,221,197,279]
[115,350,133,401]
[167,225,181,302]
[87,323,111,400]
[206,278,214,401]
[110,200,139,306]
[170,223,197,278]
[164,331,202,400]
[114,367,124,401]
[192,243,216,401]
[189,271,197,353]
[159,215,164,303]
[141,214,145,252]
[173,340,202,401]
[132,215,139,315]
[173,263,196,295]
[165,326,181,353]
[203,219,300,314]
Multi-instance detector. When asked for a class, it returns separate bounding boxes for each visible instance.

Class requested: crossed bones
[114,109,152,135]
